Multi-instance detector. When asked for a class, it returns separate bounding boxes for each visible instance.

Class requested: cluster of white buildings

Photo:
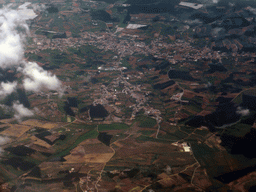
[172,142,191,152]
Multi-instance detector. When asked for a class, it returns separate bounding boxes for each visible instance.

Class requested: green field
[136,135,171,143]
[139,117,157,128]
[53,128,98,157]
[138,130,156,136]
[98,123,129,131]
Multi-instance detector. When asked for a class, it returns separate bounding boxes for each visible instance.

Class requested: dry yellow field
[158,172,170,180]
[0,119,14,124]
[30,136,52,149]
[21,119,63,129]
[39,162,65,171]
[64,153,114,164]
[1,124,32,137]
[112,141,123,148]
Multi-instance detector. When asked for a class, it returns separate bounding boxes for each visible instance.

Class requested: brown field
[30,152,49,162]
[81,144,113,154]
[30,136,52,149]
[183,90,196,99]
[39,162,66,172]
[64,152,114,164]
[21,119,63,129]
[158,172,170,180]
[79,139,101,145]
[113,141,124,148]
[197,110,213,116]
[78,163,104,174]
[63,139,115,164]
[39,162,83,176]
[0,124,9,129]
[1,124,31,137]
[17,182,67,192]
[29,144,54,154]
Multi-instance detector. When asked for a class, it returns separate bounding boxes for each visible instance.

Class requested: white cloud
[0,136,9,155]
[236,106,250,116]
[0,8,28,69]
[13,102,34,120]
[0,7,63,95]
[0,7,63,120]
[22,62,62,93]
[0,136,9,146]
[0,81,17,96]
[32,4,46,12]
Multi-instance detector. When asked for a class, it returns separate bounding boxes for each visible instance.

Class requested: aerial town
[0,0,256,192]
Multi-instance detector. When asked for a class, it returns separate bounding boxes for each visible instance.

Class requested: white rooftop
[183,146,191,152]
[179,2,204,9]
[126,24,147,29]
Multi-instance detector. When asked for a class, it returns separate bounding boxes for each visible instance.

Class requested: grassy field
[136,135,171,143]
[223,123,252,138]
[65,123,96,130]
[157,132,180,141]
[139,117,157,128]
[138,130,156,136]
[233,88,256,104]
[98,123,129,131]
[179,126,195,134]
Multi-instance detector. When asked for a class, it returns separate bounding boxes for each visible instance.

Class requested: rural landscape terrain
[0,0,256,191]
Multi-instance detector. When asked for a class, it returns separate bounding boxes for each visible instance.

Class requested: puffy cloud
[0,81,17,96]
[0,136,9,145]
[0,136,9,155]
[13,102,34,120]
[0,7,63,120]
[0,7,63,95]
[0,8,28,69]
[22,62,62,93]
[236,106,250,116]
